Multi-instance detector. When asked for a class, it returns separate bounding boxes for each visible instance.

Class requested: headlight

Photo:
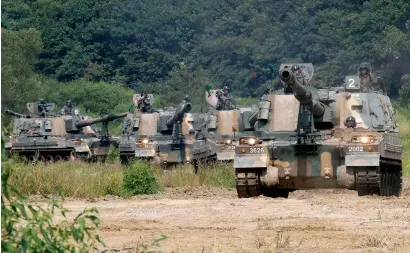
[248,138,256,145]
[239,136,260,145]
[351,135,376,144]
[142,138,149,144]
[360,136,369,144]
[226,140,231,144]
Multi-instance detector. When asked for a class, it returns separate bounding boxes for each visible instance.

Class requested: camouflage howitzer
[119,94,159,164]
[233,63,403,198]
[66,112,127,161]
[204,89,256,162]
[166,102,192,143]
[154,100,217,171]
[233,63,339,198]
[155,101,194,168]
[333,75,402,196]
[4,103,76,162]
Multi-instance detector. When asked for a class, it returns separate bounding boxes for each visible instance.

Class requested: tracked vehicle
[5,102,75,162]
[66,112,127,161]
[334,75,402,196]
[6,103,75,161]
[5,102,126,162]
[120,94,160,164]
[204,89,256,162]
[233,63,402,198]
[155,100,216,170]
[120,95,217,170]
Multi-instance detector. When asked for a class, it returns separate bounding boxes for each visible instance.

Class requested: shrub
[122,161,160,195]
[1,165,105,252]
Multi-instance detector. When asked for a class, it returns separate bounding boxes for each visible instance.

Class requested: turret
[279,69,325,118]
[5,110,30,118]
[166,103,192,128]
[278,67,334,131]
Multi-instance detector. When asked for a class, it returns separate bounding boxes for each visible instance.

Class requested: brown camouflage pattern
[139,113,159,136]
[233,72,402,191]
[265,95,299,131]
[214,110,241,135]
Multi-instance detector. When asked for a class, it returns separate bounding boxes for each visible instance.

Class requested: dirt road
[64,178,410,253]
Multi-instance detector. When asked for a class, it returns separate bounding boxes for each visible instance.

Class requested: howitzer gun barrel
[248,110,259,126]
[279,70,325,118]
[5,110,30,118]
[75,113,127,128]
[166,103,192,127]
[279,70,309,101]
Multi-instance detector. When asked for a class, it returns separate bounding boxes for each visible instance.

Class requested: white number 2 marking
[348,78,355,87]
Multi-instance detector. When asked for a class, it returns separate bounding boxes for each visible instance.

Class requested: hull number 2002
[348,146,363,152]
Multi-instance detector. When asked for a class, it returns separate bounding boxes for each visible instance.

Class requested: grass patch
[6,160,124,198]
[154,162,235,189]
[395,106,410,175]
[361,232,388,248]
[5,159,235,198]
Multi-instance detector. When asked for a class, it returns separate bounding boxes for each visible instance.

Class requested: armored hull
[204,90,255,162]
[233,64,402,198]
[5,114,75,162]
[120,96,218,170]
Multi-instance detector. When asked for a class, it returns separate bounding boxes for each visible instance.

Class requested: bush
[122,161,160,195]
[1,165,105,252]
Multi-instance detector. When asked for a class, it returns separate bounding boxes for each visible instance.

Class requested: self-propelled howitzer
[68,112,127,161]
[166,103,192,128]
[233,63,345,199]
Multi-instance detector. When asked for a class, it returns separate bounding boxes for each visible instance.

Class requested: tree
[1,28,44,113]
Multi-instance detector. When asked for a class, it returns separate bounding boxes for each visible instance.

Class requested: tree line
[2,0,410,115]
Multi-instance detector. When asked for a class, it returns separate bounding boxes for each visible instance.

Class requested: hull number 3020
[348,146,363,152]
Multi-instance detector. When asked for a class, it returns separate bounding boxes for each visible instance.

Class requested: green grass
[154,162,235,189]
[395,106,410,175]
[6,160,124,198]
[5,160,235,198]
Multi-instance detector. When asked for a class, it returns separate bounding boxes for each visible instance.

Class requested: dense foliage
[2,0,410,111]
[122,161,160,196]
[1,165,105,252]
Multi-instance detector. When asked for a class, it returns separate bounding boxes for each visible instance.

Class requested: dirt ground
[63,178,410,253]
